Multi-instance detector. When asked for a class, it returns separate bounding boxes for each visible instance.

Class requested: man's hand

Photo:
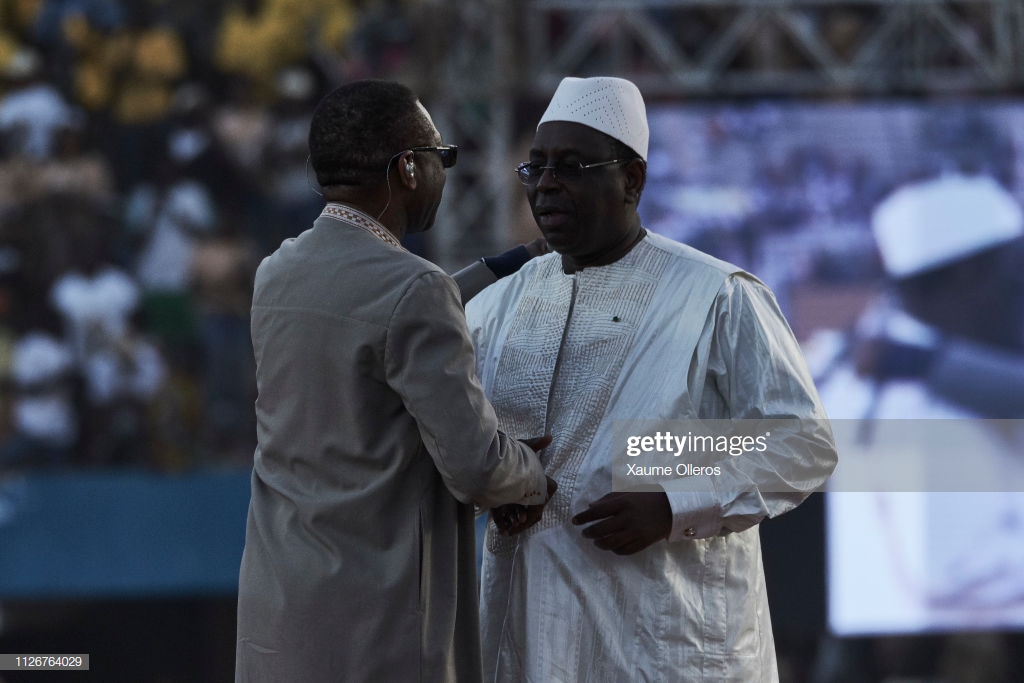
[492,475,557,536]
[571,491,672,555]
[492,435,556,536]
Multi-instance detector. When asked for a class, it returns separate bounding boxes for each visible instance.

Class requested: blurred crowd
[1,0,1018,475]
[0,0,422,470]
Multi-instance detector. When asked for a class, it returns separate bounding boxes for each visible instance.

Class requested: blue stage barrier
[0,468,251,598]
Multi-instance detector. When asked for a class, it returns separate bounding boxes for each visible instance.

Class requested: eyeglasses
[514,159,627,186]
[410,145,458,168]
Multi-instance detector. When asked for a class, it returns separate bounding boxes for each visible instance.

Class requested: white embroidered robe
[466,232,837,682]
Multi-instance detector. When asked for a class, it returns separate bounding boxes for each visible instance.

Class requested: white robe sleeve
[665,274,838,541]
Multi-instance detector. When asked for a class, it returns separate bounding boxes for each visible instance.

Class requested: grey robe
[235,212,547,682]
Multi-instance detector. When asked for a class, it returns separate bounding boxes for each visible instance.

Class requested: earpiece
[406,162,415,175]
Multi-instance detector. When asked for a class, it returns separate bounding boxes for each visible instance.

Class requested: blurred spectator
[0,110,115,214]
[189,202,258,461]
[109,7,187,126]
[213,0,355,101]
[46,225,168,465]
[343,0,416,79]
[0,248,15,447]
[0,194,116,333]
[251,64,322,250]
[162,81,271,255]
[165,82,254,200]
[49,260,138,365]
[0,52,82,160]
[122,172,215,467]
[32,0,124,49]
[76,313,167,465]
[0,330,77,467]
[0,1,43,60]
[38,117,115,199]
[67,2,187,188]
[130,176,214,353]
[210,84,270,174]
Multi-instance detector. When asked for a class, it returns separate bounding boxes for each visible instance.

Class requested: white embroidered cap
[538,77,649,161]
[871,174,1024,278]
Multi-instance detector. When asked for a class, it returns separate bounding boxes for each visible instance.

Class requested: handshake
[488,434,675,554]
[492,475,558,536]
[492,435,558,536]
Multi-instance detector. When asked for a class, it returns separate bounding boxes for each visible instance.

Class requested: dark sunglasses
[410,145,458,168]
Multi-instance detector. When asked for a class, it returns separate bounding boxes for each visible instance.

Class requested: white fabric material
[0,83,81,158]
[163,180,216,233]
[871,174,1023,277]
[10,332,73,386]
[135,215,194,290]
[13,394,77,445]
[538,77,649,161]
[466,232,836,682]
[50,267,140,361]
[135,181,215,290]
[84,339,166,405]
[168,128,210,163]
[10,333,76,445]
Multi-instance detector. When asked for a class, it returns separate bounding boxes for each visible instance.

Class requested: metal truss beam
[524,0,1024,97]
[419,0,518,270]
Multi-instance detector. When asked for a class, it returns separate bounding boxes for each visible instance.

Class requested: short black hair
[607,136,643,164]
[308,80,435,187]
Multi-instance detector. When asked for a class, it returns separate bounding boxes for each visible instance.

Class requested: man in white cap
[465,76,837,682]
[836,174,1024,418]
[817,174,1024,663]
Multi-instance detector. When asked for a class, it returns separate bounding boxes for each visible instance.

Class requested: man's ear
[623,159,647,205]
[398,150,417,190]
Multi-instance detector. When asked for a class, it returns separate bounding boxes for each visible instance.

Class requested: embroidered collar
[320,203,404,249]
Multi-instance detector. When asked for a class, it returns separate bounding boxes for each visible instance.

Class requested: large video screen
[642,99,1024,635]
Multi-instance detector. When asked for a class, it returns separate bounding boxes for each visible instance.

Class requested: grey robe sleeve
[452,261,498,305]
[452,245,536,305]
[385,270,547,508]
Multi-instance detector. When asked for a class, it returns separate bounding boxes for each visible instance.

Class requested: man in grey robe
[235,80,552,682]
[466,76,837,682]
